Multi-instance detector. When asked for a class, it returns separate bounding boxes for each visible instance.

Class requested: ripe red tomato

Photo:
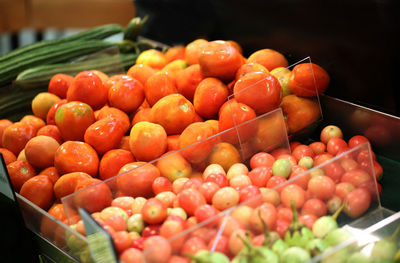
[344,187,371,218]
[180,236,207,257]
[307,175,335,201]
[141,198,168,224]
[292,145,315,162]
[73,178,112,213]
[204,173,229,188]
[239,185,262,208]
[177,188,206,216]
[326,137,348,156]
[280,184,306,209]
[194,204,219,226]
[301,198,327,217]
[152,177,173,195]
[348,135,370,148]
[250,152,275,169]
[248,166,272,187]
[198,182,220,203]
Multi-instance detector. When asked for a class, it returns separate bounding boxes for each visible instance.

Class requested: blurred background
[0,0,399,116]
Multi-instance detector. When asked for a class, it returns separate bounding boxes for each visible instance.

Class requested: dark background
[135,0,400,116]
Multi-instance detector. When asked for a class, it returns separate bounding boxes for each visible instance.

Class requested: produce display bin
[140,140,387,261]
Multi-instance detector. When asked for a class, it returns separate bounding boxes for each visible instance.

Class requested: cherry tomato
[180,236,207,257]
[248,166,272,187]
[348,135,369,148]
[152,177,173,195]
[239,185,262,208]
[292,145,315,162]
[307,175,335,201]
[323,162,345,183]
[326,138,348,156]
[299,214,317,229]
[341,169,372,188]
[280,184,306,209]
[301,198,327,217]
[266,176,287,192]
[194,204,219,226]
[309,142,326,155]
[143,236,172,263]
[208,235,229,255]
[277,206,293,222]
[142,225,161,238]
[204,173,229,188]
[212,187,239,211]
[288,165,309,189]
[198,182,220,204]
[177,188,206,216]
[344,187,371,218]
[250,152,275,169]
[250,203,277,232]
[112,231,132,254]
[182,177,203,190]
[141,198,168,224]
[131,237,146,250]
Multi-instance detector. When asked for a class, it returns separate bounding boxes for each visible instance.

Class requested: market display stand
[1,94,399,262]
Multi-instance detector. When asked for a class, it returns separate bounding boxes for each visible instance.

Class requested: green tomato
[127,213,145,233]
[280,247,310,263]
[272,159,292,178]
[298,156,314,169]
[323,228,354,247]
[371,239,397,261]
[312,216,338,238]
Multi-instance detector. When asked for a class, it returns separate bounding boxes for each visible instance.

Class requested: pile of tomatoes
[0,38,381,262]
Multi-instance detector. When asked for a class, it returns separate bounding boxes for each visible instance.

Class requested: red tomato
[116,162,160,198]
[248,166,272,187]
[309,141,326,155]
[204,173,229,188]
[198,182,220,203]
[119,248,142,263]
[177,188,206,216]
[74,178,112,213]
[141,198,168,224]
[307,175,335,201]
[160,219,185,254]
[292,145,315,162]
[299,214,317,229]
[335,182,355,200]
[277,206,293,223]
[326,138,348,156]
[348,135,370,148]
[288,165,309,189]
[301,198,327,217]
[280,184,306,209]
[208,235,229,255]
[239,185,262,208]
[250,152,275,169]
[143,236,172,263]
[19,175,54,210]
[344,187,371,218]
[266,176,287,192]
[323,162,346,183]
[250,203,277,233]
[112,231,132,254]
[194,204,219,226]
[180,236,207,257]
[152,177,173,195]
[341,169,372,188]
[142,225,161,238]
[182,177,203,190]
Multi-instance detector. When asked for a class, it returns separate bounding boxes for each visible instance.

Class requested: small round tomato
[301,198,327,217]
[73,178,112,213]
[280,184,306,209]
[7,160,36,192]
[309,141,326,155]
[327,137,348,156]
[204,173,229,188]
[108,76,145,113]
[250,152,276,169]
[46,99,68,125]
[180,236,207,257]
[323,162,346,183]
[250,203,277,233]
[152,177,173,195]
[308,175,335,201]
[348,135,370,148]
[292,145,315,162]
[344,187,371,218]
[141,198,168,224]
[341,168,372,188]
[2,122,36,156]
[194,204,219,226]
[239,185,262,208]
[266,176,287,192]
[212,187,239,211]
[177,188,206,216]
[248,166,272,187]
[198,182,220,203]
[335,182,355,200]
[48,74,74,98]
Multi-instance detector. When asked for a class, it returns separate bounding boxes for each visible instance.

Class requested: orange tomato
[31,92,61,120]
[36,125,63,144]
[20,175,54,210]
[247,49,288,71]
[193,78,229,119]
[108,76,145,113]
[54,141,99,176]
[116,162,160,198]
[96,106,130,135]
[166,134,181,152]
[207,142,242,172]
[84,117,126,155]
[117,136,131,151]
[144,71,177,106]
[179,122,216,164]
[129,121,167,162]
[2,122,36,155]
[73,178,112,213]
[156,151,192,182]
[20,115,45,133]
[132,108,151,126]
[90,70,109,84]
[185,39,208,65]
[150,94,196,135]
[67,71,108,110]
[0,148,16,165]
[48,73,74,99]
[53,172,92,201]
[233,71,282,114]
[235,62,269,80]
[127,64,156,86]
[48,203,67,221]
[227,40,243,54]
[38,166,60,185]
[24,135,60,169]
[176,64,204,102]
[280,94,321,133]
[198,40,244,82]
[46,99,67,125]
[218,100,257,145]
[204,119,219,135]
[161,59,188,84]
[0,119,13,147]
[55,101,95,141]
[99,149,135,182]
[165,45,186,62]
[288,63,330,97]
[7,160,36,192]
[136,49,167,70]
